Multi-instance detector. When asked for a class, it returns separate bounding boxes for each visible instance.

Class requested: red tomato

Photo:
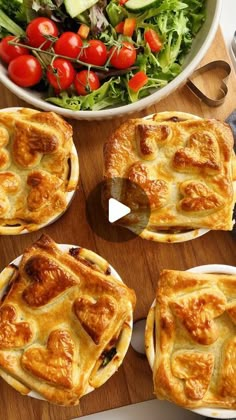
[74,70,100,95]
[109,42,136,69]
[0,36,29,64]
[47,58,76,90]
[54,32,83,58]
[144,29,162,53]
[128,71,148,92]
[80,40,107,66]
[26,17,59,50]
[8,55,42,87]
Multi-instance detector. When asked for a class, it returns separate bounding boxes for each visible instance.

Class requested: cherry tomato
[8,55,42,87]
[47,58,76,90]
[80,40,107,66]
[26,17,59,50]
[54,32,83,59]
[109,42,136,69]
[144,29,162,53]
[74,70,100,96]
[0,36,29,64]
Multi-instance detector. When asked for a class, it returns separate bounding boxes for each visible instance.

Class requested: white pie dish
[0,107,79,235]
[0,0,222,120]
[0,243,133,403]
[109,110,235,243]
[145,264,236,419]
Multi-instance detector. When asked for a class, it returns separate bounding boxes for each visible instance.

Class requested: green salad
[0,0,206,111]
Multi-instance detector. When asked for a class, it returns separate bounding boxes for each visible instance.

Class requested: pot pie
[145,269,236,410]
[104,112,236,241]
[0,107,79,234]
[0,234,136,406]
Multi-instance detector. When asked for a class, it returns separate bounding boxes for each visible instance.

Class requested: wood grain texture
[0,28,235,420]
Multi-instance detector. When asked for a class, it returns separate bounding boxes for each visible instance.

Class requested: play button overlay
[108,198,131,223]
[86,177,151,243]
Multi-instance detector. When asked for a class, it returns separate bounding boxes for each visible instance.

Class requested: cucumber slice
[64,0,99,18]
[124,0,161,13]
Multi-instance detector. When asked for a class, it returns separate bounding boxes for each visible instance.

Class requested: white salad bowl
[0,0,222,120]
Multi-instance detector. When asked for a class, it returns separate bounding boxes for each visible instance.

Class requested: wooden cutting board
[0,28,235,420]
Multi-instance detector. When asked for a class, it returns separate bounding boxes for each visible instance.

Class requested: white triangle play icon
[108,198,131,223]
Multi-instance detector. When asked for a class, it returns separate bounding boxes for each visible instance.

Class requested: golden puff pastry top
[147,269,236,409]
[0,235,136,406]
[0,108,77,231]
[104,113,235,231]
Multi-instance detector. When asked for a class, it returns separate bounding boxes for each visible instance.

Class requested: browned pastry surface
[0,235,136,406]
[104,113,235,232]
[0,108,77,231]
[148,269,236,409]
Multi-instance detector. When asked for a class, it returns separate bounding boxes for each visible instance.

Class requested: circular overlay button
[86,177,151,243]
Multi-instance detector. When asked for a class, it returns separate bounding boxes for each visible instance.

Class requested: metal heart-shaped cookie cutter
[186,60,231,107]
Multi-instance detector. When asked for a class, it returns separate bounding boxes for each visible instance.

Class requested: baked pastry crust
[104,112,235,234]
[0,108,78,233]
[0,235,136,406]
[145,269,236,409]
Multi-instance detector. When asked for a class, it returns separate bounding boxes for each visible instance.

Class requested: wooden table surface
[0,28,235,420]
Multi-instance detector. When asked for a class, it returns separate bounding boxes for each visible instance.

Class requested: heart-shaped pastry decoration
[127,162,169,210]
[0,305,33,349]
[27,170,63,211]
[173,131,221,173]
[21,329,74,389]
[172,351,214,400]
[136,123,171,161]
[23,255,77,307]
[186,60,231,107]
[178,180,224,213]
[170,289,226,344]
[31,109,73,144]
[74,295,117,344]
[12,119,59,169]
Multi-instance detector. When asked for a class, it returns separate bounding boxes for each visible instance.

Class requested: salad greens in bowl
[0,0,222,120]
